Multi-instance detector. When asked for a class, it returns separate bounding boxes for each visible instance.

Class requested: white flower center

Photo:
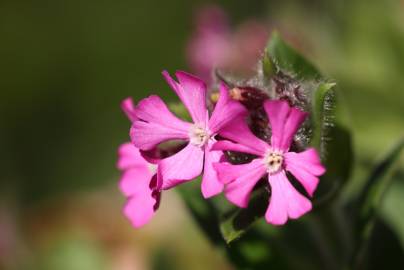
[263,150,284,174]
[189,124,210,147]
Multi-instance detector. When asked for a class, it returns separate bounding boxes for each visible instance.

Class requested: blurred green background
[0,0,403,269]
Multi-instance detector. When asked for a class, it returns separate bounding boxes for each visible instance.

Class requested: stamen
[189,124,210,147]
[263,150,284,174]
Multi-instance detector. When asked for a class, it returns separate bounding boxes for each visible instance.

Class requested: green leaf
[381,175,404,249]
[176,180,224,246]
[315,124,353,204]
[350,137,404,268]
[311,82,336,151]
[177,182,287,269]
[309,81,354,204]
[357,137,404,231]
[266,31,322,80]
[262,49,276,80]
[220,189,269,244]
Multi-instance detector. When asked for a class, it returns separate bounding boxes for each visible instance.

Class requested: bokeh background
[1,0,403,269]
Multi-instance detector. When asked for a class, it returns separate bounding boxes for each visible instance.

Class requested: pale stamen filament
[189,124,210,147]
[263,150,284,174]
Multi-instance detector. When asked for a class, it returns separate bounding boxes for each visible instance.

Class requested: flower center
[263,150,284,174]
[189,124,210,147]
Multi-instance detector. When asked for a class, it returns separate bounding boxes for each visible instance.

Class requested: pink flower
[118,98,161,228]
[213,100,326,225]
[187,5,268,84]
[186,5,231,83]
[130,71,246,198]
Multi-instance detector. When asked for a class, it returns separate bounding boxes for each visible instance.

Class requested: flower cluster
[118,70,325,228]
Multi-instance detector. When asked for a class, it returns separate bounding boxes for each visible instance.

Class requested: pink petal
[284,148,325,196]
[123,192,157,228]
[263,100,307,151]
[212,140,263,156]
[149,174,163,191]
[159,143,204,189]
[162,70,208,124]
[214,159,266,208]
[263,100,289,149]
[208,82,247,133]
[285,164,319,198]
[265,170,312,225]
[137,149,160,164]
[119,167,154,197]
[131,121,189,151]
[285,148,325,175]
[201,140,224,198]
[117,143,149,170]
[134,95,190,128]
[121,97,137,122]
[282,108,308,150]
[219,115,270,156]
[131,95,190,150]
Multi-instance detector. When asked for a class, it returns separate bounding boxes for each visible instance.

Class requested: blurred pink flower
[187,5,268,83]
[130,71,246,198]
[117,143,160,228]
[213,100,326,225]
[118,98,161,228]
